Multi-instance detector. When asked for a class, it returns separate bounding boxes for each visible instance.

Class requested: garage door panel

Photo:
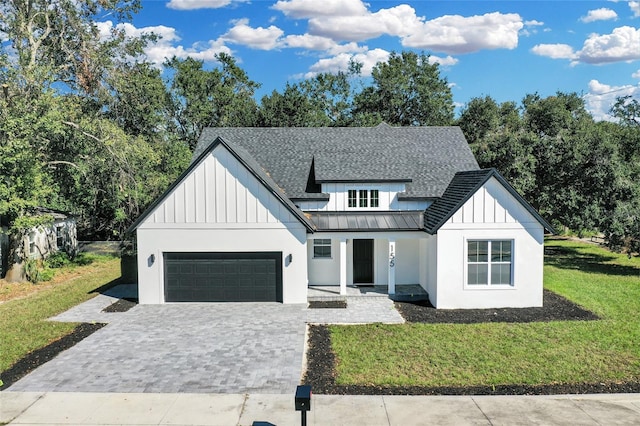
[164,252,282,302]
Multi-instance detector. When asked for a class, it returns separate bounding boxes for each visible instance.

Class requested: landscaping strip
[395,289,599,324]
[0,322,106,390]
[303,325,640,395]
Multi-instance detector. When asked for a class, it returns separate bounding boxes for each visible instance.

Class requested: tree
[0,0,142,96]
[167,54,260,148]
[353,51,454,126]
[103,62,171,139]
[258,67,357,127]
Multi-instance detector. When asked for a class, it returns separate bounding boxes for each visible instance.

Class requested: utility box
[295,385,311,411]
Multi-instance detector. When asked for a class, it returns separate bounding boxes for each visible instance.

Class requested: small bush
[39,268,56,282]
[24,259,41,284]
[45,252,71,269]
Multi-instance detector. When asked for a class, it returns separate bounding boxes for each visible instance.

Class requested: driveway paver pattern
[8,285,404,394]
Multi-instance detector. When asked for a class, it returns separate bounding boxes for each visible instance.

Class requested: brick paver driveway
[8,284,403,394]
[9,299,308,394]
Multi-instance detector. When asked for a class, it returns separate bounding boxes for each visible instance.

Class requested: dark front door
[164,252,282,302]
[353,239,374,284]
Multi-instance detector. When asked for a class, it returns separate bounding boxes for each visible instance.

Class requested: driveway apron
[8,301,308,394]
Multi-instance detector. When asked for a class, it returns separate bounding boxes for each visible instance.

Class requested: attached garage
[164,252,283,302]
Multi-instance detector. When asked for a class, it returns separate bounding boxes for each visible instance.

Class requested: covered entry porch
[305,210,432,297]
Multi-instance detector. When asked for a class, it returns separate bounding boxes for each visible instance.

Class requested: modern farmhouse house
[128,124,552,308]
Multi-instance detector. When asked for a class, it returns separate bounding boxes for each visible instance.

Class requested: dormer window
[348,189,379,209]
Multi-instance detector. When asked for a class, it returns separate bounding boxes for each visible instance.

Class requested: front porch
[308,284,428,302]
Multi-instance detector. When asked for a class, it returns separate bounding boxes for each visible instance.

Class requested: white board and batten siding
[297,182,431,212]
[136,145,308,304]
[433,177,545,309]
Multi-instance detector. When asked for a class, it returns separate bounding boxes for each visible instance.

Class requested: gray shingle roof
[194,124,479,201]
[424,168,554,234]
[308,211,424,232]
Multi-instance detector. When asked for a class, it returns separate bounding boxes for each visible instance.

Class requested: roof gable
[424,168,554,234]
[128,137,315,233]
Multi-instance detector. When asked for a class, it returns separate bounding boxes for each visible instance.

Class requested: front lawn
[0,256,121,375]
[327,238,640,388]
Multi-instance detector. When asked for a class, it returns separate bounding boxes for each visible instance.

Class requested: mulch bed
[395,289,599,324]
[101,297,138,313]
[308,300,347,309]
[302,291,640,395]
[0,322,106,390]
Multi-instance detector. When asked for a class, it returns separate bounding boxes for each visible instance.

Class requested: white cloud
[282,34,366,55]
[524,20,544,27]
[222,19,284,50]
[577,26,640,64]
[630,1,640,17]
[633,69,640,79]
[97,20,231,66]
[401,12,524,54]
[584,79,640,121]
[429,55,458,67]
[532,26,640,65]
[272,0,368,18]
[307,4,423,42]
[166,0,242,10]
[304,48,390,78]
[580,8,617,23]
[531,43,576,59]
[275,2,522,55]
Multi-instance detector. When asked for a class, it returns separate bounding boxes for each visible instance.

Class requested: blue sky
[101,0,640,120]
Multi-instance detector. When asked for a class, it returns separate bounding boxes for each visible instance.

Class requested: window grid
[467,240,512,286]
[359,190,368,207]
[370,190,379,207]
[348,190,357,208]
[313,238,332,258]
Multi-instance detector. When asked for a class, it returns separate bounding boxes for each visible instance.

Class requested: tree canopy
[1,0,639,266]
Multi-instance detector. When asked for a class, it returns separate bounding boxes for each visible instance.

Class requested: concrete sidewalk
[2,392,640,425]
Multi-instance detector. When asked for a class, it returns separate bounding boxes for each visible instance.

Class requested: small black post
[295,385,311,426]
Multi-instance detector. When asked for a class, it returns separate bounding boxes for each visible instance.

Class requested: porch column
[339,238,347,295]
[388,238,396,295]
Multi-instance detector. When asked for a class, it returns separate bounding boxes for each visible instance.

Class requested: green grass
[0,257,121,373]
[329,238,640,387]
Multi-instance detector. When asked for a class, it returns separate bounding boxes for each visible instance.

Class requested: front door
[353,239,374,284]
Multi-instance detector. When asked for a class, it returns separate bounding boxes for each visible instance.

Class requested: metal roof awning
[307,211,425,232]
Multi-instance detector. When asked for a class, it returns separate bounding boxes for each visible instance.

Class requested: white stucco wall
[433,177,545,309]
[135,144,310,304]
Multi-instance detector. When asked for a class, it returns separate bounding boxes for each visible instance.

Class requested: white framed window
[348,190,357,208]
[467,240,512,286]
[313,238,332,258]
[56,226,64,249]
[346,189,380,209]
[370,190,379,207]
[359,190,368,207]
[29,232,37,256]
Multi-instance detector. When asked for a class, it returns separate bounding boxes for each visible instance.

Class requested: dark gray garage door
[164,252,282,302]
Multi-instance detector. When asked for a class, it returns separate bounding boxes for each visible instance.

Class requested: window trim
[313,238,332,259]
[346,188,381,210]
[465,239,514,289]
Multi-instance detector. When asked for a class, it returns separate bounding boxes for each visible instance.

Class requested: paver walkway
[7,285,404,394]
